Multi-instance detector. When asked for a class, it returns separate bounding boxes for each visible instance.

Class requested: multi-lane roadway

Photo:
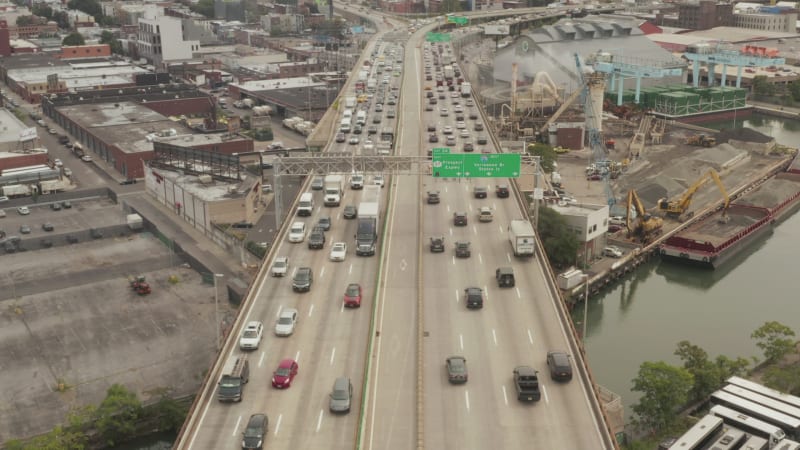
[178,8,613,450]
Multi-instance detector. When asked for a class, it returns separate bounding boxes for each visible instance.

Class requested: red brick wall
[0,21,10,57]
[112,146,153,179]
[59,44,111,59]
[0,152,49,171]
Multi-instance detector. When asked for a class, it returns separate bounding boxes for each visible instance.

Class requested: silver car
[274,308,298,337]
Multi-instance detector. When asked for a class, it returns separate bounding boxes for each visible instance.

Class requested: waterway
[127,113,800,447]
[582,113,800,420]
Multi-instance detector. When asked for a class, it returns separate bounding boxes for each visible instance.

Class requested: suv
[271,256,289,277]
[453,212,468,226]
[546,351,573,382]
[427,191,440,204]
[496,267,515,287]
[455,241,471,258]
[308,227,326,249]
[473,186,488,199]
[292,267,313,292]
[329,377,353,413]
[478,207,493,222]
[242,413,268,450]
[496,184,510,198]
[464,287,484,309]
[239,322,263,350]
[430,236,445,252]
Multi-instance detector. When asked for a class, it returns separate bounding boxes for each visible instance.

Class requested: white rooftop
[158,167,257,202]
[0,109,31,144]
[231,76,326,92]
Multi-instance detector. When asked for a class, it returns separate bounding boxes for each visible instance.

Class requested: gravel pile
[716,127,774,144]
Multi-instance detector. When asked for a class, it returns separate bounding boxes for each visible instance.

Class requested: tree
[789,81,800,102]
[62,32,86,46]
[190,0,215,18]
[94,384,143,446]
[674,340,749,402]
[752,75,776,97]
[526,142,557,173]
[16,15,35,26]
[5,406,92,450]
[32,4,53,20]
[53,11,71,30]
[631,361,693,434]
[763,365,800,395]
[751,321,796,364]
[536,206,580,269]
[100,30,123,54]
[67,0,102,19]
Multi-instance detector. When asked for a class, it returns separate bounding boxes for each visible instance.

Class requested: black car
[308,227,325,249]
[430,236,445,252]
[546,351,573,382]
[336,133,346,143]
[455,241,471,258]
[496,184,510,198]
[352,124,363,135]
[464,287,484,309]
[469,112,478,120]
[343,205,358,219]
[496,267,515,287]
[368,125,378,135]
[242,413,268,450]
[292,267,313,292]
[317,216,331,231]
[463,142,474,152]
[473,186,487,199]
[453,212,467,226]
[42,222,54,232]
[427,124,437,132]
[477,135,488,145]
[428,134,439,143]
[427,191,440,204]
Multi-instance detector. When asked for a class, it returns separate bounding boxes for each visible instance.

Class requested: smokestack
[511,63,518,119]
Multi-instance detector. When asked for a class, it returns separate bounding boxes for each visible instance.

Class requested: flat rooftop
[231,76,326,93]
[551,203,607,217]
[158,167,256,201]
[0,108,30,144]
[153,133,250,147]
[680,205,767,247]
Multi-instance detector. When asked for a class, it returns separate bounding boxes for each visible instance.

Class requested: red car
[272,359,298,389]
[344,283,362,308]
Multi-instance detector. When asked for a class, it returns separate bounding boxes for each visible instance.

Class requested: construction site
[453,17,800,301]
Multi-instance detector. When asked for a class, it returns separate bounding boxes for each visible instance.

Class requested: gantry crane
[626,189,663,243]
[657,169,730,222]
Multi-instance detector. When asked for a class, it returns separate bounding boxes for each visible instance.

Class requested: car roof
[278,358,295,368]
[276,256,288,262]
[549,351,570,365]
[245,321,261,329]
[248,413,267,426]
[280,308,297,317]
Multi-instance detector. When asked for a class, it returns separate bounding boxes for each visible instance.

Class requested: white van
[343,109,353,120]
[355,110,367,126]
[297,192,314,216]
[340,117,352,133]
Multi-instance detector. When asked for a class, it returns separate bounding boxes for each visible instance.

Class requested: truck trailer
[356,185,381,256]
[460,82,472,98]
[323,175,344,206]
[508,219,536,257]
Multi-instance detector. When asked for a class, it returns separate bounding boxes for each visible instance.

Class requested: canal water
[124,113,799,447]
[582,113,800,417]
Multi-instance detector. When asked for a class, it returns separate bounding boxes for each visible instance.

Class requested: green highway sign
[447,16,469,25]
[426,32,451,42]
[432,147,450,154]
[432,153,521,178]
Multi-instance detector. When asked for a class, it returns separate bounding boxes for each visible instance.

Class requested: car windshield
[276,367,291,377]
[274,261,286,268]
[278,317,293,325]
[332,389,349,400]
[449,360,466,373]
[346,285,359,296]
[243,330,258,338]
[292,226,302,233]
[333,244,344,251]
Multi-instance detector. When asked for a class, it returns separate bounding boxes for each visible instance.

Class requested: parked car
[603,246,623,258]
[17,206,30,215]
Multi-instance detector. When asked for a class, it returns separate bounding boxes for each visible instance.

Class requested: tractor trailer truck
[323,175,344,206]
[356,185,380,256]
[509,219,536,257]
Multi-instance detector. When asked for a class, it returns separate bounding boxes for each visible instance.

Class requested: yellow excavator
[626,190,663,244]
[657,169,730,222]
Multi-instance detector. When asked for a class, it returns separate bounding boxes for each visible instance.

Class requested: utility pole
[213,273,224,351]
[532,155,542,229]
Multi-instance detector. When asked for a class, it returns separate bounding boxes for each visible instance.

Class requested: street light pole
[582,274,590,343]
[214,273,224,351]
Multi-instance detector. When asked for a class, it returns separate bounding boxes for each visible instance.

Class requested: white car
[330,242,348,261]
[271,256,289,277]
[373,175,385,187]
[442,126,454,135]
[274,308,298,337]
[81,155,93,162]
[459,130,470,139]
[54,158,63,167]
[17,206,30,215]
[456,121,466,130]
[604,246,623,258]
[288,222,306,243]
[349,136,360,145]
[239,321,263,350]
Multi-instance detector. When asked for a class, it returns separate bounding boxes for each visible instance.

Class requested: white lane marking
[330,347,336,366]
[337,213,341,220]
[295,350,301,363]
[291,267,298,277]
[542,385,549,404]
[258,352,265,368]
[308,305,315,317]
[484,286,489,302]
[528,329,534,344]
[499,224,504,233]
[232,415,242,436]
[400,259,408,271]
[492,329,498,346]
[274,414,282,435]
[493,202,497,209]
[507,253,511,262]
[455,289,459,303]
[452,255,455,265]
[502,386,509,406]
[446,204,450,212]
[478,253,483,264]
[276,306,283,318]
[468,203,472,212]
[459,334,464,350]
[340,301,345,313]
[316,409,324,432]
[444,186,448,193]
[320,267,325,278]
[449,228,453,236]
[472,225,477,235]
[465,390,470,412]
[349,263,353,274]
[516,287,521,299]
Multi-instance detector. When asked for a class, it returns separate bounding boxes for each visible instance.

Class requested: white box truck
[297,192,314,216]
[509,219,536,257]
[356,185,381,256]
[323,175,344,206]
[344,96,357,109]
[461,82,472,98]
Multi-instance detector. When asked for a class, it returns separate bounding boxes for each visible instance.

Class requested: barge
[660,171,800,269]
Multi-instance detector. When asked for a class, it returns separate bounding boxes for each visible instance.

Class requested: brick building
[677,1,734,30]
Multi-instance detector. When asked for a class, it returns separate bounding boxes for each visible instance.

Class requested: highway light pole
[582,274,590,343]
[214,273,224,351]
